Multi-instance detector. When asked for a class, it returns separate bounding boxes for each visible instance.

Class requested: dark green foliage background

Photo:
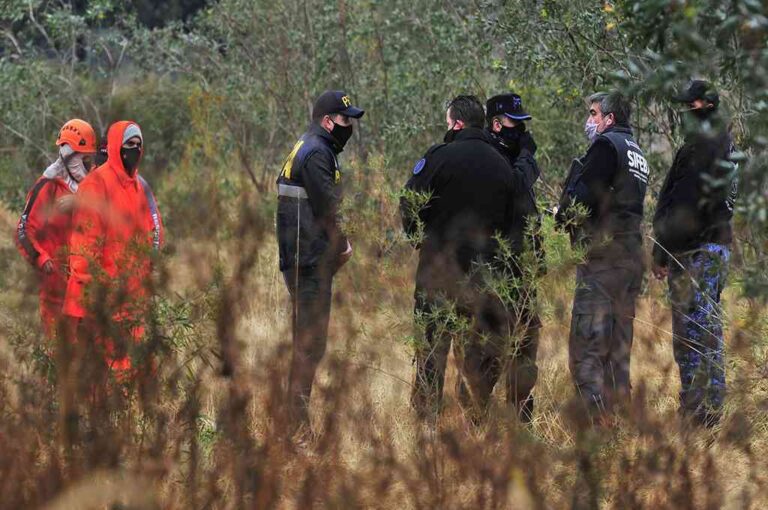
[1,0,766,293]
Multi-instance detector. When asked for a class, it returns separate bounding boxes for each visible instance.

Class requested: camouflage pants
[668,243,730,426]
[568,260,643,415]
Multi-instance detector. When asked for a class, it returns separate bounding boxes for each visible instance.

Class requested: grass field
[1,174,767,508]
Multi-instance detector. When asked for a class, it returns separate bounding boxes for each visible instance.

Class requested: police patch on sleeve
[412,158,426,175]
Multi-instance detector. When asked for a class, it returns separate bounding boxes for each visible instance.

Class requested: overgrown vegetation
[1,0,767,508]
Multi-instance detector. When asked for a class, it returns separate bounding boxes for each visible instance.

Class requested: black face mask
[680,105,714,124]
[499,123,525,143]
[331,122,353,148]
[120,147,142,175]
[498,123,526,156]
[444,123,460,143]
[95,146,108,167]
[680,107,715,136]
[690,106,714,120]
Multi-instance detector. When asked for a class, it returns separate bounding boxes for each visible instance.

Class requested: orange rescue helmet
[56,119,97,153]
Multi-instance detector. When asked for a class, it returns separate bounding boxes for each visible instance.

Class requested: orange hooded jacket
[16,177,76,336]
[63,121,163,328]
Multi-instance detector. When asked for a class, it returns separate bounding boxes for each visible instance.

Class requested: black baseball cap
[675,80,720,107]
[486,93,532,121]
[312,90,365,121]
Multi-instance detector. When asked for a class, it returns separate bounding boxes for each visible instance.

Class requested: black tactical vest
[595,126,648,239]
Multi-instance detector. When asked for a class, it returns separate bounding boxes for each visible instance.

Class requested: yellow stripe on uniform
[281,140,305,180]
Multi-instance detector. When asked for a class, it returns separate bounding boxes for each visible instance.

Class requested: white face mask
[584,119,599,143]
[60,145,89,183]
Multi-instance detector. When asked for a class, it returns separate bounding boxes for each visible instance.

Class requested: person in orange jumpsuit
[16,119,97,338]
[63,121,163,373]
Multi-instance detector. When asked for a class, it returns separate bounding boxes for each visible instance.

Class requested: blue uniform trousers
[668,243,730,426]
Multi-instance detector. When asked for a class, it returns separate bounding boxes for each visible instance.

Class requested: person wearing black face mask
[485,93,544,423]
[62,120,163,382]
[486,93,542,240]
[651,80,738,428]
[275,90,364,440]
[400,95,528,423]
[121,137,142,175]
[486,94,537,161]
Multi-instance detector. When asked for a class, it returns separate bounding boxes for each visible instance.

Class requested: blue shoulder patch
[413,158,426,175]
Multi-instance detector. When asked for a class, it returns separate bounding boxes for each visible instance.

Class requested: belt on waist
[278,184,308,199]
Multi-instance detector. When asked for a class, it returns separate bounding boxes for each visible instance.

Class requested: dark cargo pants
[411,292,539,422]
[410,294,460,420]
[505,313,540,422]
[283,265,333,431]
[668,243,729,427]
[568,260,643,415]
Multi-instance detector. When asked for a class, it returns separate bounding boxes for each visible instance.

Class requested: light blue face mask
[584,119,599,143]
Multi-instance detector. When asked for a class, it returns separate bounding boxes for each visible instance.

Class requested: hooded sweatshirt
[63,121,163,320]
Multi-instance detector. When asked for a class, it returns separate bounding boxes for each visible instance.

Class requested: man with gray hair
[556,91,649,420]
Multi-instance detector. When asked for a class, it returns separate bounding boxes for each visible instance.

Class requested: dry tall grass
[1,158,767,509]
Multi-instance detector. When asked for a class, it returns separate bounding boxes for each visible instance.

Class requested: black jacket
[276,123,347,271]
[557,124,648,262]
[487,130,545,273]
[652,127,737,266]
[400,127,526,293]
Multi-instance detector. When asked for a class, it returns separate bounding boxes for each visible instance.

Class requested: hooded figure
[63,120,163,373]
[16,119,97,338]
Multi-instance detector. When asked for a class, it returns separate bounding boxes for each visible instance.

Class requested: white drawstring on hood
[42,144,89,192]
